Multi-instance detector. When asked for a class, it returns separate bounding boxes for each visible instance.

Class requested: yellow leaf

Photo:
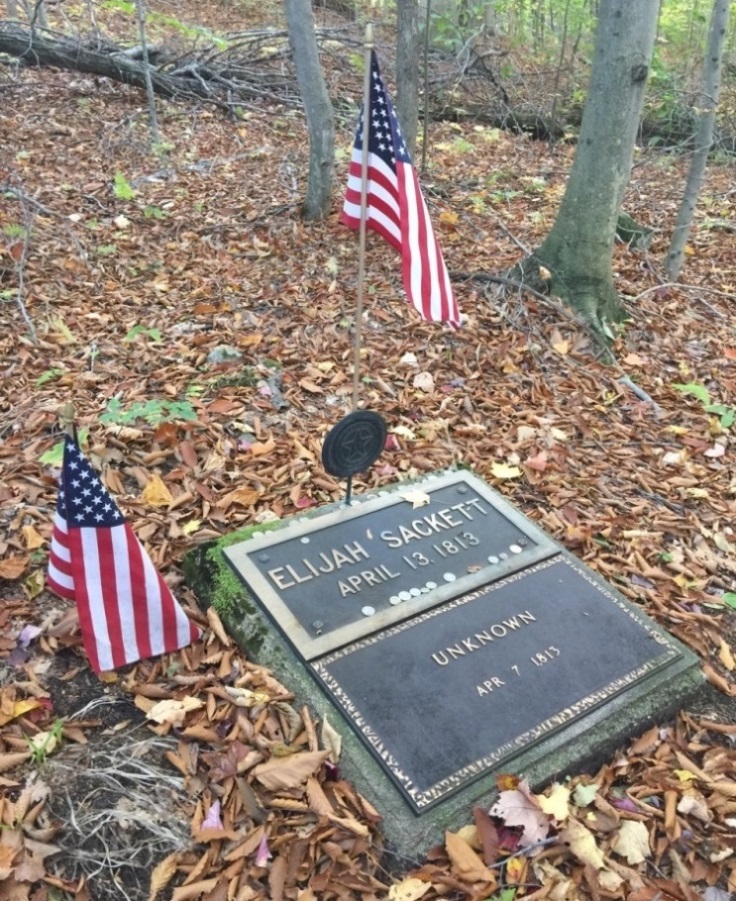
[142,474,173,508]
[49,316,76,344]
[674,769,696,782]
[148,852,178,901]
[146,697,204,725]
[27,730,60,757]
[25,569,46,599]
[400,490,431,509]
[445,830,496,885]
[537,783,570,822]
[550,329,569,355]
[0,698,42,727]
[561,819,605,869]
[684,244,696,256]
[667,425,689,436]
[550,427,568,442]
[491,462,522,480]
[612,819,650,865]
[439,211,459,228]
[598,869,624,892]
[224,686,270,708]
[718,639,735,672]
[181,519,201,536]
[321,713,342,763]
[388,877,432,901]
[505,856,527,884]
[22,525,45,550]
[538,266,552,281]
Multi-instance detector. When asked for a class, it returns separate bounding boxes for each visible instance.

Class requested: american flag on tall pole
[341,49,460,329]
[47,431,201,674]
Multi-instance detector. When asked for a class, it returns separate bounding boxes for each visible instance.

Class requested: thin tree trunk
[135,0,161,146]
[283,0,335,220]
[510,0,659,330]
[665,0,731,280]
[548,0,571,126]
[396,0,420,160]
[31,0,47,29]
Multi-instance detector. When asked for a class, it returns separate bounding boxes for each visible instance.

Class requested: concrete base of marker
[183,476,704,861]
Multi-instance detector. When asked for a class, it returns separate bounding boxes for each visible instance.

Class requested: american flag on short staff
[47,435,201,674]
[341,50,460,328]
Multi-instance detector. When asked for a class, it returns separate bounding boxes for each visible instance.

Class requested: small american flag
[47,435,201,673]
[341,50,460,328]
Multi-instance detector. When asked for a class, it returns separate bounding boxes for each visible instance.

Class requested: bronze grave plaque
[312,554,679,812]
[224,470,558,659]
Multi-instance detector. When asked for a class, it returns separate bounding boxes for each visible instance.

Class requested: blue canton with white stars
[353,51,412,170]
[59,437,125,528]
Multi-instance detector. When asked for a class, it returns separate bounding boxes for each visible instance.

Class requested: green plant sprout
[3,223,27,239]
[40,428,90,466]
[100,397,198,427]
[673,382,736,429]
[113,171,136,201]
[124,324,162,343]
[143,205,168,220]
[26,718,64,766]
[36,368,66,387]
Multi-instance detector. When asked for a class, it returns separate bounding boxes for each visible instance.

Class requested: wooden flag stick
[351,23,374,412]
[59,402,76,438]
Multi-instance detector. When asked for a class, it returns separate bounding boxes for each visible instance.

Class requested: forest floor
[1,2,736,900]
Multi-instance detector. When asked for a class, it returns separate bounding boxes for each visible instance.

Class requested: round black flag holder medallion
[322,411,387,503]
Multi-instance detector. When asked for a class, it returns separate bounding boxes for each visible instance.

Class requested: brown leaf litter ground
[1,3,735,900]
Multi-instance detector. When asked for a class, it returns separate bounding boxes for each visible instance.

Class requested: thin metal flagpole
[351,23,374,412]
[60,401,76,439]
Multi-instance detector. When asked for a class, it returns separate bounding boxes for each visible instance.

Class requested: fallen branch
[0,20,298,108]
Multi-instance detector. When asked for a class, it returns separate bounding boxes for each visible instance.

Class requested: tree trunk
[396,0,420,160]
[510,0,658,332]
[283,0,335,220]
[665,0,731,281]
[134,0,161,146]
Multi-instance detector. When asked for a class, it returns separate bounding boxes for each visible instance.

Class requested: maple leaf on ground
[490,778,549,847]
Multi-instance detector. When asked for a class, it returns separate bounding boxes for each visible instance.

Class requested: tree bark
[0,19,291,110]
[510,0,658,332]
[0,21,216,99]
[134,0,161,146]
[665,0,731,281]
[283,0,335,220]
[396,0,420,160]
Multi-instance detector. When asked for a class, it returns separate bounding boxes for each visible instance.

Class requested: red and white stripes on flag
[341,50,460,328]
[47,435,201,673]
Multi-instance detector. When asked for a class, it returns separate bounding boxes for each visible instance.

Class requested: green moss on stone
[183,519,282,617]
